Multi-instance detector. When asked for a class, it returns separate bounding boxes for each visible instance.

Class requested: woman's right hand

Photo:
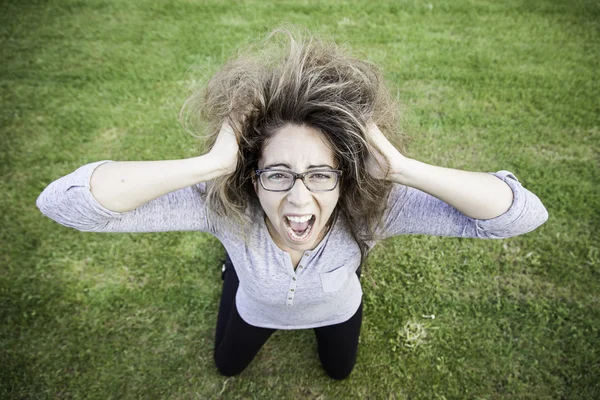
[207,120,240,175]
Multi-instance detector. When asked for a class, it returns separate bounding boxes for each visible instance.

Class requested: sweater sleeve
[36,160,216,233]
[375,171,549,240]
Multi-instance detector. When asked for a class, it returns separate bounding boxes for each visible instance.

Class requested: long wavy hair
[180,25,408,264]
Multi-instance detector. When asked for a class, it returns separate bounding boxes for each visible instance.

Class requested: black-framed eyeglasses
[255,169,342,192]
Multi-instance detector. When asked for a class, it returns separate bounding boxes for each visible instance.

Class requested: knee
[324,367,354,380]
[215,364,239,377]
[214,351,243,377]
[322,361,356,380]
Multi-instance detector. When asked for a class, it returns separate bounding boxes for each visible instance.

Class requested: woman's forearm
[390,157,514,220]
[90,154,228,213]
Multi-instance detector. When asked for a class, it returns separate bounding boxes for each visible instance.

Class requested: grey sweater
[37,160,548,329]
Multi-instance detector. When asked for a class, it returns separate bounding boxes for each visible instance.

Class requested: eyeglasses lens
[261,171,337,191]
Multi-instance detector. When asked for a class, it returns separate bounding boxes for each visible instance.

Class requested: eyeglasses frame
[254,168,343,192]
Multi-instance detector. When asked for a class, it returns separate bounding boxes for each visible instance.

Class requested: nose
[287,177,312,207]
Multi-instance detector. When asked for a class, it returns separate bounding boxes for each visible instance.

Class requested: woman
[36,27,548,380]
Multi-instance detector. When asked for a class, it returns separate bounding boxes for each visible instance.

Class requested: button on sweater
[36,160,549,329]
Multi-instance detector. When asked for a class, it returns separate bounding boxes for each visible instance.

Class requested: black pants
[214,254,363,380]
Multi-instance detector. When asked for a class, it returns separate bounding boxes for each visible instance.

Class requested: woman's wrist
[387,154,414,186]
[202,152,236,177]
[193,152,240,183]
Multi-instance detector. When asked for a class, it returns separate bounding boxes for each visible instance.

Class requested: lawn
[1,0,599,398]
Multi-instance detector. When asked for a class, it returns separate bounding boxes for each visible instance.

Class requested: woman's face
[255,123,340,252]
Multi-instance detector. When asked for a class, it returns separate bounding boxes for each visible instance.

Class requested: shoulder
[211,198,262,241]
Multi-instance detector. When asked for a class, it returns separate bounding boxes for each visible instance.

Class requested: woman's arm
[367,123,513,220]
[388,159,514,220]
[366,123,548,239]
[90,122,238,213]
[37,122,239,232]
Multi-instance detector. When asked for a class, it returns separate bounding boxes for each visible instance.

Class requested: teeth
[287,220,314,240]
[286,215,313,223]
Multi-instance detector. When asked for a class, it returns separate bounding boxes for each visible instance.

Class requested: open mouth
[283,215,316,242]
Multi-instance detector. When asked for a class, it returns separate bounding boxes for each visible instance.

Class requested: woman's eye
[267,173,287,180]
[310,173,331,180]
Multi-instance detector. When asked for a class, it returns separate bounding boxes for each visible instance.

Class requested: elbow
[36,188,50,216]
[538,205,549,228]
[36,187,106,233]
[525,196,549,234]
[504,203,549,238]
[479,202,549,239]
[36,188,59,223]
[529,205,549,234]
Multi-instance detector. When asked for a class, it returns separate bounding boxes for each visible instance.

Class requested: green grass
[1,0,599,398]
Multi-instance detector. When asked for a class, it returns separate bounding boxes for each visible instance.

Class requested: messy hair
[180,25,408,262]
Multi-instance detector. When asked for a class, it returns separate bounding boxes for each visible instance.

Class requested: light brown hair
[180,25,408,262]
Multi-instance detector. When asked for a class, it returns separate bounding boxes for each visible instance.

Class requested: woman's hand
[207,120,240,175]
[365,122,409,181]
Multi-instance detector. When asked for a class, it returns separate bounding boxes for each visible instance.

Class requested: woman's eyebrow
[263,163,334,169]
[263,163,291,169]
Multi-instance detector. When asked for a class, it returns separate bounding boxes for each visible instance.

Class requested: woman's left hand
[365,122,409,181]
